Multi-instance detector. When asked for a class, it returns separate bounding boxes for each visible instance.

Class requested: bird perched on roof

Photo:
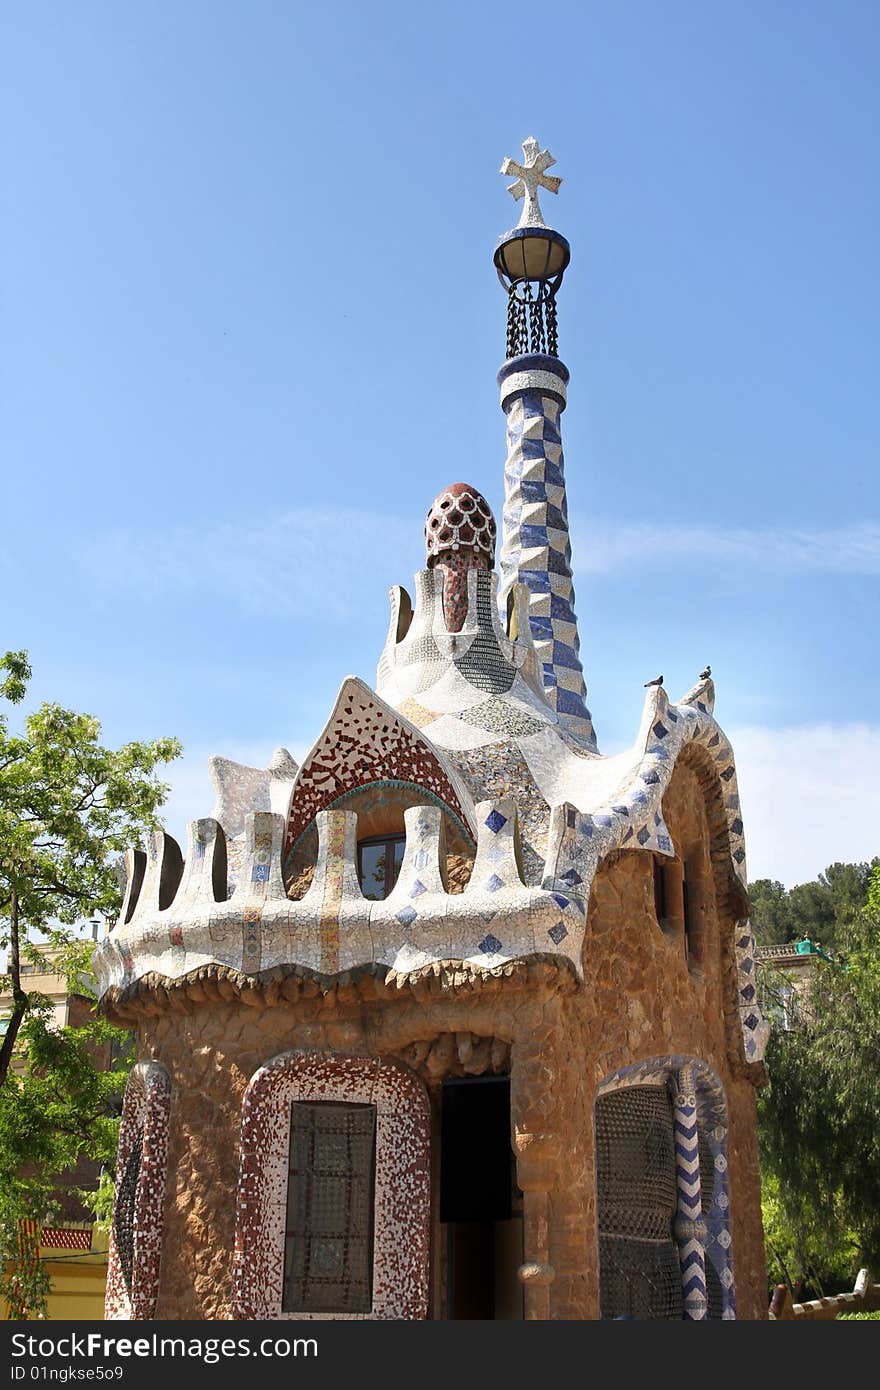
[700,665,712,680]
[644,675,663,687]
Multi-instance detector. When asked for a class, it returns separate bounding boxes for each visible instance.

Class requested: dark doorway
[440,1075,522,1319]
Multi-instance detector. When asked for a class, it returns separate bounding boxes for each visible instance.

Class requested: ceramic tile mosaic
[105,1062,171,1320]
[425,483,496,633]
[232,1051,430,1320]
[672,1064,709,1320]
[284,677,474,854]
[378,566,547,714]
[95,667,768,1063]
[95,793,589,988]
[496,354,596,747]
[208,749,298,895]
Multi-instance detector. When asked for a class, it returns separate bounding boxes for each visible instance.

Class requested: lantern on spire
[494,137,570,360]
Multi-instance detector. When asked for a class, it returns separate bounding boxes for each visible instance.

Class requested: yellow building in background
[3,1223,109,1321]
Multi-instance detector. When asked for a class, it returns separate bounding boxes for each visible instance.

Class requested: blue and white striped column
[497,353,596,747]
[672,1065,709,1320]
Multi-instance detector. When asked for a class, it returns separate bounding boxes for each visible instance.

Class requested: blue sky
[2,1,877,888]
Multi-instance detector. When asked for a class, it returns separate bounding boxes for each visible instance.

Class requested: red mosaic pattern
[232,1051,431,1321]
[41,1228,92,1251]
[285,691,468,854]
[105,1062,171,1321]
[425,482,496,563]
[432,550,491,633]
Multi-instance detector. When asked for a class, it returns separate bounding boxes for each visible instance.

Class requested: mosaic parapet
[93,798,589,996]
[496,354,596,747]
[209,747,299,894]
[94,674,767,1062]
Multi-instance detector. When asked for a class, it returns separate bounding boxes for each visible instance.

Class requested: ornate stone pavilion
[95,140,770,1321]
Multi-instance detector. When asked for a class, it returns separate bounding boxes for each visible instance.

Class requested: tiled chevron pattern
[497,366,596,747]
[673,1066,708,1320]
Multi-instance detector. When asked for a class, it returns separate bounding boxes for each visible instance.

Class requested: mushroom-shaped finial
[424,483,497,633]
[425,482,496,566]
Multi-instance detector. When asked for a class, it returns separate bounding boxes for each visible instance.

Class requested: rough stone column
[497,353,596,746]
[510,1015,563,1319]
[672,1064,709,1319]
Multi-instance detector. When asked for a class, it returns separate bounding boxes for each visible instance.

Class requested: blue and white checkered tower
[494,139,597,748]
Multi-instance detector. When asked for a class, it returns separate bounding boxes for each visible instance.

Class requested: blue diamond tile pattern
[479,933,503,956]
[396,906,417,928]
[548,921,568,945]
[485,873,504,893]
[497,383,596,746]
[484,808,508,834]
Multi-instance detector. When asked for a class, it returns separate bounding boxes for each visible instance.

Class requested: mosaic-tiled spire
[497,359,595,746]
[494,141,596,747]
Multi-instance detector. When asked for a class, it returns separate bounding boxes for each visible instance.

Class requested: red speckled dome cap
[425,482,497,564]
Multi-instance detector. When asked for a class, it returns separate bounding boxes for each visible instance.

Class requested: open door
[440,1075,523,1319]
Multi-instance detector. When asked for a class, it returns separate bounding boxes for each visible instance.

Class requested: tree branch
[0,888,27,1088]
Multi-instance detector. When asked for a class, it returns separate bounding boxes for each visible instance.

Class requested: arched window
[284,1100,377,1313]
[595,1083,682,1319]
[357,833,405,900]
[595,1059,735,1319]
[233,1051,431,1320]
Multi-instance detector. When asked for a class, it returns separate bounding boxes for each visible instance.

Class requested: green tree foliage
[749,858,878,953]
[0,942,133,1318]
[758,866,880,1294]
[0,651,181,1316]
[748,879,790,945]
[760,1169,858,1298]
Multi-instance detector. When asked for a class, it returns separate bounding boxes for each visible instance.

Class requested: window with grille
[595,1085,683,1319]
[114,1123,144,1297]
[357,835,405,901]
[653,858,667,924]
[282,1101,376,1314]
[682,867,692,962]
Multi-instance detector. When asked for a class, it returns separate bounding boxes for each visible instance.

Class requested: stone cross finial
[500,137,562,228]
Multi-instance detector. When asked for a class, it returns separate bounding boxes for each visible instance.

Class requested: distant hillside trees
[749,859,879,955]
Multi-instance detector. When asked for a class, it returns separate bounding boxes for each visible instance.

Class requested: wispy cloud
[572,519,880,576]
[84,509,417,619]
[731,722,880,886]
[83,510,880,620]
